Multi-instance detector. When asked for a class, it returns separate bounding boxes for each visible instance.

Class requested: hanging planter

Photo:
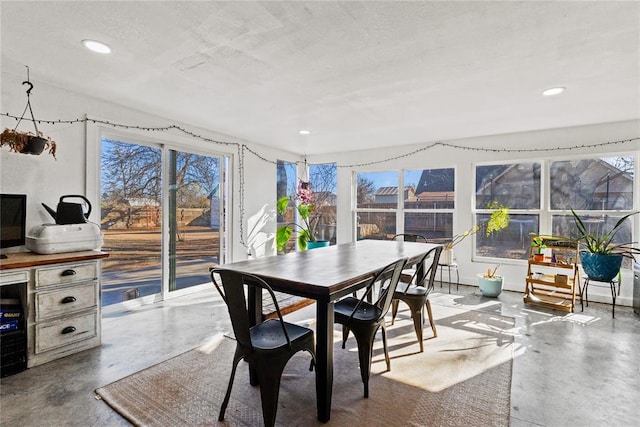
[0,67,57,158]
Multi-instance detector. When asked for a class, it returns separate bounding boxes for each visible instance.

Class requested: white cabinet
[0,251,107,368]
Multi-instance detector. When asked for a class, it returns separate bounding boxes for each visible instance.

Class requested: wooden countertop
[0,251,109,270]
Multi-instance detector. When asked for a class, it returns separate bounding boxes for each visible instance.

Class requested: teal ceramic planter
[307,240,330,250]
[477,275,503,297]
[579,252,622,282]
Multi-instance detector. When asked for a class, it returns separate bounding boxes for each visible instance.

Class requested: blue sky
[359,170,423,189]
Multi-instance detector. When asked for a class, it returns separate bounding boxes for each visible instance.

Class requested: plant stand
[524,236,582,312]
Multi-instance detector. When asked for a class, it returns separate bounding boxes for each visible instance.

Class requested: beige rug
[96,305,514,426]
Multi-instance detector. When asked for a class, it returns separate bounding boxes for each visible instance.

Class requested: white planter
[477,274,504,297]
[441,248,453,265]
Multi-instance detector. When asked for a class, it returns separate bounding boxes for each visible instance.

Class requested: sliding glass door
[100,137,225,306]
[168,149,222,293]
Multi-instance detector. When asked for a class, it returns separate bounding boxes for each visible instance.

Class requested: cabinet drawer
[35,311,97,354]
[35,283,97,321]
[0,270,29,285]
[35,262,97,288]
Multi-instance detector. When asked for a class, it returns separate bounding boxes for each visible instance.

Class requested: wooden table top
[217,240,440,300]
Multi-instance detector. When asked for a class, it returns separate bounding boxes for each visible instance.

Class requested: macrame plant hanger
[15,66,41,137]
[0,65,56,157]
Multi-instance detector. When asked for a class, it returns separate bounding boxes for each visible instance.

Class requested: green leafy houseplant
[570,209,640,259]
[531,236,547,254]
[571,208,640,282]
[276,181,320,251]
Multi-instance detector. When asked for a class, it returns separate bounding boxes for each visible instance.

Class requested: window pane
[356,171,399,208]
[405,168,455,209]
[550,157,634,210]
[404,212,452,242]
[475,213,539,260]
[277,160,297,254]
[552,213,633,243]
[476,163,540,209]
[309,163,337,245]
[101,139,162,306]
[356,212,396,240]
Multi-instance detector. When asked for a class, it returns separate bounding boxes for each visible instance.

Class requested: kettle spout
[41,203,57,221]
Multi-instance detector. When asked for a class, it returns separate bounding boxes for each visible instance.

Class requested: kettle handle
[59,195,92,219]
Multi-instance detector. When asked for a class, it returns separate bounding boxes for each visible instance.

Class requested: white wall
[309,119,640,306]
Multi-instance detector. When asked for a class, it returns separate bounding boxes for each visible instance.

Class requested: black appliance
[0,300,27,377]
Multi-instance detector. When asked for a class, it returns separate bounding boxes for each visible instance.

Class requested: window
[550,156,635,268]
[309,163,338,245]
[474,162,541,260]
[354,168,455,242]
[355,171,398,239]
[404,168,454,243]
[475,155,637,265]
[276,160,298,253]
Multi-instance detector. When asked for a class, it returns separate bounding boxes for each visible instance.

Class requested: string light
[3,111,639,245]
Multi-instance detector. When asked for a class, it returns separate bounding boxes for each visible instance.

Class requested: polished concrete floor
[1,283,639,426]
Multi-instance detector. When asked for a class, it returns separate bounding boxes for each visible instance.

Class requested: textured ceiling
[1,1,639,155]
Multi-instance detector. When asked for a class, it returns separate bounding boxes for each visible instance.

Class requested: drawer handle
[61,269,77,277]
[61,326,76,335]
[61,296,77,304]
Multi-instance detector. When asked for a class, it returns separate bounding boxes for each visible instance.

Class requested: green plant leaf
[276,196,290,216]
[276,225,292,252]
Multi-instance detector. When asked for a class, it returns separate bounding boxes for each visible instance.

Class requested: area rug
[96,304,514,426]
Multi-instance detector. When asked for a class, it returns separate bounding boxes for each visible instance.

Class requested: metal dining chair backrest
[346,257,408,325]
[391,233,428,243]
[211,269,292,351]
[400,246,443,295]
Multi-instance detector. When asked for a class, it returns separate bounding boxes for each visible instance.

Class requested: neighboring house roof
[416,169,455,193]
[375,186,414,196]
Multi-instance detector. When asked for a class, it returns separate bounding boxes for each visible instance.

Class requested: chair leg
[381,323,391,371]
[425,300,437,338]
[219,349,243,421]
[409,307,424,353]
[391,299,399,325]
[351,325,378,398]
[255,358,289,427]
[341,325,350,349]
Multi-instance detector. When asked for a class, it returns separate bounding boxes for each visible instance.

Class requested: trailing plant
[1,128,57,158]
[445,201,510,250]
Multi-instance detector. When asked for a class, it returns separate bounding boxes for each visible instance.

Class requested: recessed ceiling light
[82,39,112,54]
[299,130,311,135]
[542,87,565,96]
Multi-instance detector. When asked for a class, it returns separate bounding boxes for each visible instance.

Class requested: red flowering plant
[276,180,320,251]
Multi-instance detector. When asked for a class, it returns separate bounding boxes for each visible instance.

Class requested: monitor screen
[0,194,27,249]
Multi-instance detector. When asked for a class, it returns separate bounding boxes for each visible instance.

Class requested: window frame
[472,151,638,267]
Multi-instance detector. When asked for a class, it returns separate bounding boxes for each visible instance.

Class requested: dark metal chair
[334,257,408,398]
[391,233,428,243]
[390,246,443,352]
[210,268,317,427]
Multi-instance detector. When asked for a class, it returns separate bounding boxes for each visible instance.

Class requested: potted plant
[1,128,56,158]
[276,180,326,251]
[443,202,510,264]
[571,208,640,282]
[477,265,503,297]
[530,236,547,262]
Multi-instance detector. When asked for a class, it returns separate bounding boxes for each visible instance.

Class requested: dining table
[217,238,441,422]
